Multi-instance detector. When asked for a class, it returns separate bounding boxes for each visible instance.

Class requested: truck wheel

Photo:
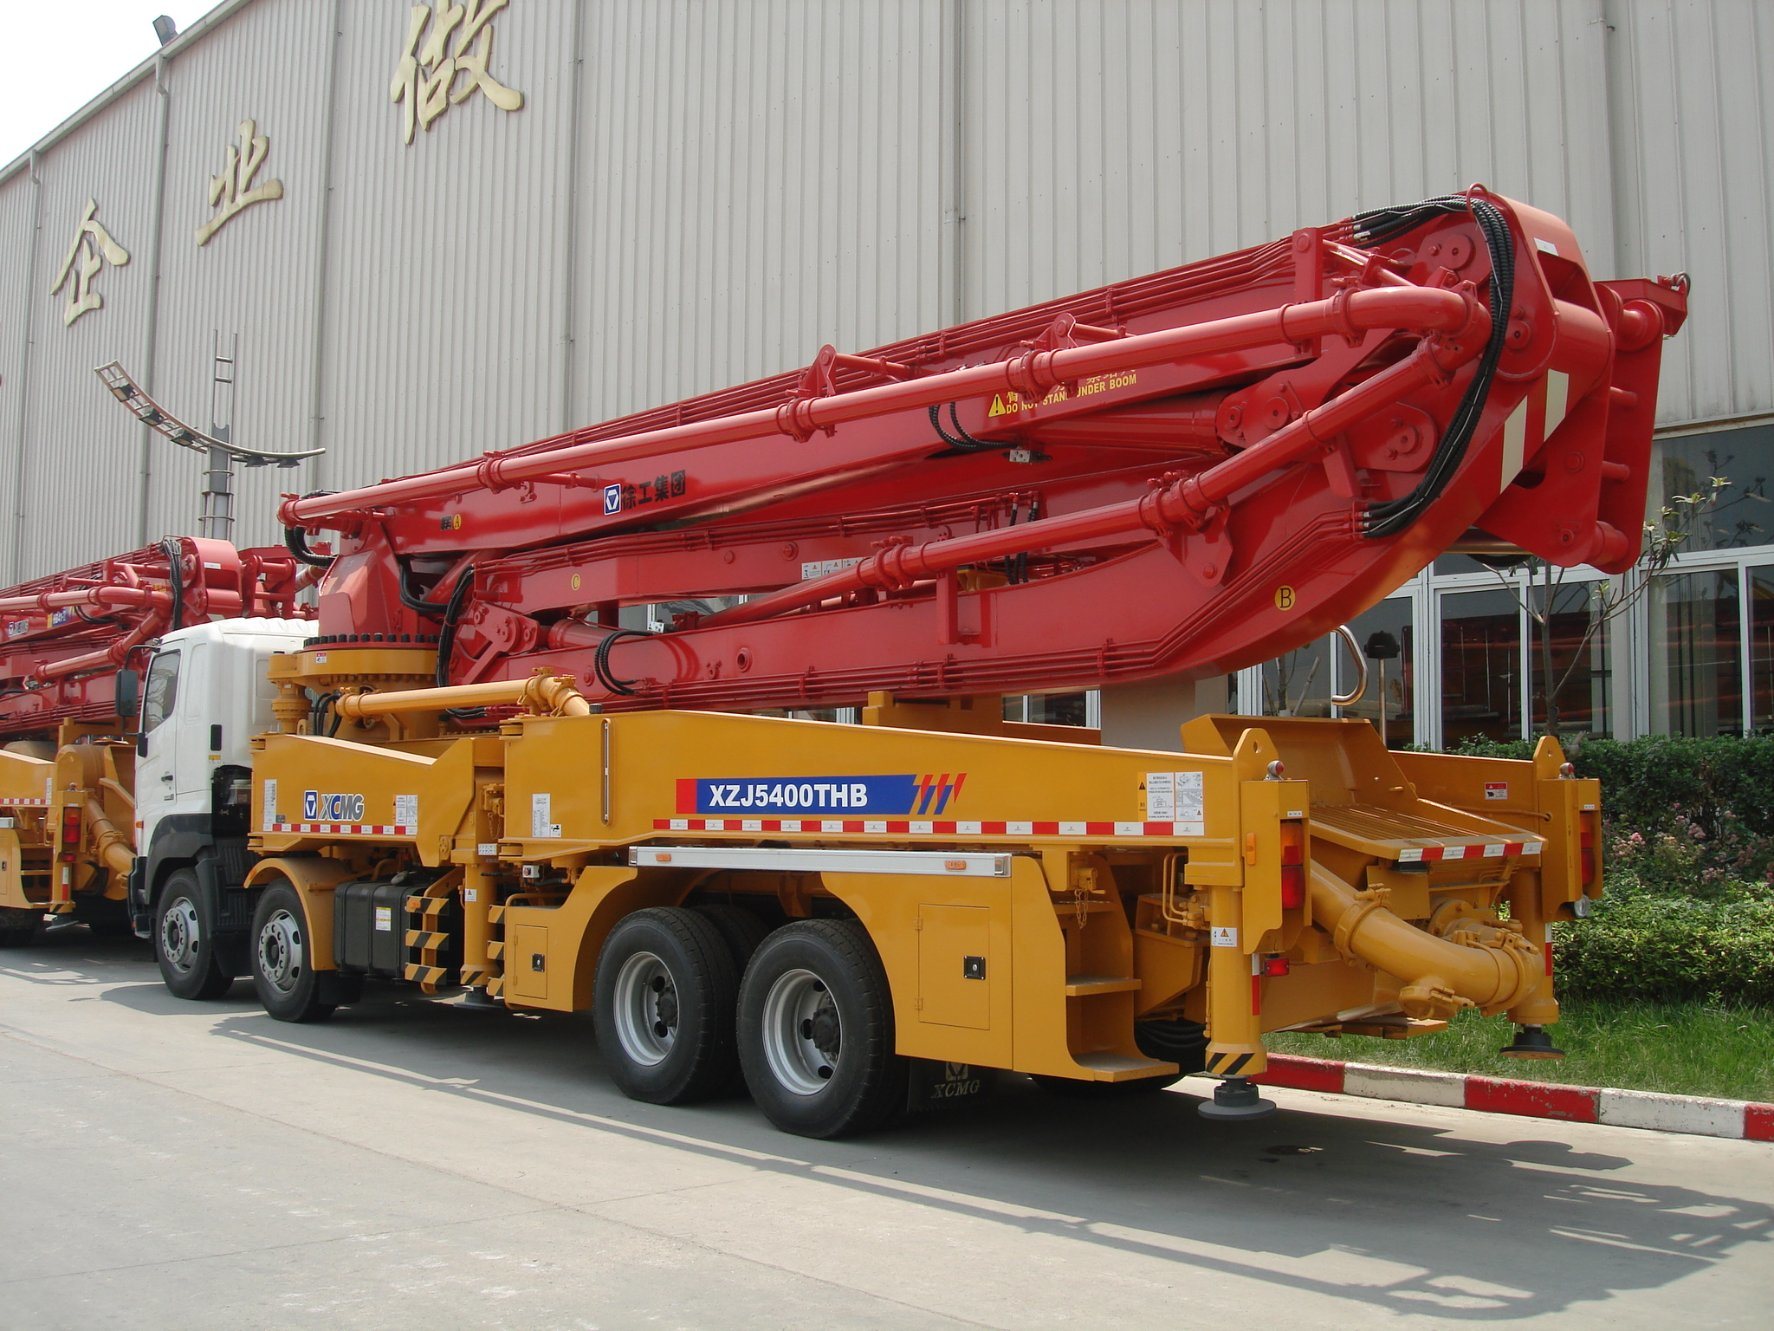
[155,871,231,999]
[738,920,907,1139]
[250,882,334,1023]
[695,902,771,970]
[0,907,42,948]
[593,907,738,1105]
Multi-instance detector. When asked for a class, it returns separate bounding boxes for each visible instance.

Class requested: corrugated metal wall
[0,0,1766,584]
[317,0,574,492]
[13,76,162,576]
[961,0,1619,311]
[571,0,948,420]
[0,166,37,569]
[149,0,334,546]
[1607,0,1774,426]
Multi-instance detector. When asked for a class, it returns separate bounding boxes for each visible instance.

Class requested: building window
[1658,428,1771,553]
[1261,636,1335,718]
[1346,597,1415,747]
[1439,586,1524,745]
[1004,692,1090,727]
[1750,564,1774,731]
[1652,568,1741,736]
[1530,578,1612,738]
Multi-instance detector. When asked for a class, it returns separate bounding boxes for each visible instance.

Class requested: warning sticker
[1484,782,1509,801]
[374,905,392,932]
[1145,771,1205,829]
[395,793,419,827]
[1210,926,1239,949]
[531,793,560,839]
[262,779,277,832]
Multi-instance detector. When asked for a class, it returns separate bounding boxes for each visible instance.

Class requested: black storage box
[333,879,409,976]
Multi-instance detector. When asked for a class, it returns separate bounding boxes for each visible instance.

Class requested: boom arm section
[286,190,1686,712]
[0,539,311,738]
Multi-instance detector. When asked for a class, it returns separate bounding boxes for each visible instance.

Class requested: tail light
[58,807,81,864]
[1279,821,1306,909]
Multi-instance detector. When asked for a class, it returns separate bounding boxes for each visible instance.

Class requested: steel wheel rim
[761,967,839,1096]
[257,908,304,995]
[160,896,201,974]
[611,950,678,1067]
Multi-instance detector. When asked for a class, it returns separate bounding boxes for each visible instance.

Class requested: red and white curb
[1254,1055,1774,1143]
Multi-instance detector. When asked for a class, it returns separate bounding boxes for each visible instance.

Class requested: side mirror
[115,669,141,722]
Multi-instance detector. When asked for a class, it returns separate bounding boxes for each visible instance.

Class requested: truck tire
[737,919,908,1139]
[155,870,232,999]
[593,907,738,1105]
[250,881,334,1023]
[694,902,771,970]
[0,907,42,948]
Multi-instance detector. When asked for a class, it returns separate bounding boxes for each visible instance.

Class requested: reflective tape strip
[653,817,1207,838]
[632,845,1011,877]
[269,822,418,836]
[1397,840,1540,864]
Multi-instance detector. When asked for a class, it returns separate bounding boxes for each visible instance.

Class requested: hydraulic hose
[1306,862,1542,1021]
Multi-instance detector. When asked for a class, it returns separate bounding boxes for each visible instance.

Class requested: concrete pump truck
[7,191,1687,1136]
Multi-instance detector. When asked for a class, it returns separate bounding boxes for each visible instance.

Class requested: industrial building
[2,0,1767,744]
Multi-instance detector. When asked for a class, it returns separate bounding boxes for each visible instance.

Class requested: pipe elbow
[1310,864,1545,1015]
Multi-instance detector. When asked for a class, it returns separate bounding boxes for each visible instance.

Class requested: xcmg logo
[303,790,366,822]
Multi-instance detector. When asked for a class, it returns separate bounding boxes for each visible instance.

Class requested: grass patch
[1267,999,1774,1102]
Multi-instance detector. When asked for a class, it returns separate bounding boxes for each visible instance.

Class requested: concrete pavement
[2,927,1770,1329]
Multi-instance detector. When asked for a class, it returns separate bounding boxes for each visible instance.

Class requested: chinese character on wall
[195,118,285,246]
[50,199,130,327]
[390,0,525,146]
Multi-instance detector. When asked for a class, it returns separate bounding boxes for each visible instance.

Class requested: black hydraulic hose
[284,490,337,568]
[593,627,650,697]
[433,565,476,690]
[1353,195,1515,541]
[929,402,995,453]
[396,560,445,620]
[160,538,185,632]
[284,524,334,569]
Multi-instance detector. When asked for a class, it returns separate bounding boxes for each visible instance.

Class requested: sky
[2,2,213,165]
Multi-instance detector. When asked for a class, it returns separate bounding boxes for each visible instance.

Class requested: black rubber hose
[433,565,476,690]
[160,538,185,632]
[929,402,995,452]
[1358,196,1515,540]
[396,560,444,620]
[284,524,334,569]
[592,627,650,697]
[284,490,337,568]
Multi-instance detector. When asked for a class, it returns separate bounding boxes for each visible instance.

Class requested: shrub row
[1448,733,1774,840]
[1554,889,1774,1006]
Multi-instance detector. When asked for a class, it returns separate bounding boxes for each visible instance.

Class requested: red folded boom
[0,540,310,736]
[285,189,1686,713]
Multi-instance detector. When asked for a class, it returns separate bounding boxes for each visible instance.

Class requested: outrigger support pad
[1500,1024,1566,1059]
[1198,1075,1277,1121]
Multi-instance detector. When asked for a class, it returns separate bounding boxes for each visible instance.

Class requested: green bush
[1554,889,1774,1006]
[1442,734,1774,1006]
[1447,733,1774,896]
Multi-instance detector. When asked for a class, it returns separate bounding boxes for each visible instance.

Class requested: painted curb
[1253,1054,1774,1143]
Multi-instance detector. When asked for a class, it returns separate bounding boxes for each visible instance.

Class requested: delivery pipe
[1307,862,1542,1021]
[281,285,1483,530]
[333,673,590,720]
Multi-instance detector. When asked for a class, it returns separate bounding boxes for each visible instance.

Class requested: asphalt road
[2,926,1769,1330]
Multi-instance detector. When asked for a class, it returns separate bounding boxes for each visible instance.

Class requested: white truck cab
[130,618,314,996]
